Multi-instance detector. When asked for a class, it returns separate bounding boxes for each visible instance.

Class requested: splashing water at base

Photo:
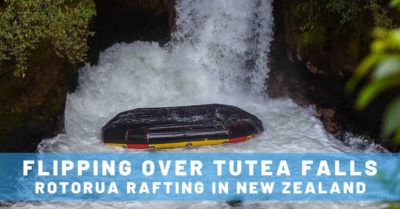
[24,0,386,208]
[3,201,388,209]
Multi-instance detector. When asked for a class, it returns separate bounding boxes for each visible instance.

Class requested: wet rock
[226,200,243,207]
[0,43,74,152]
[269,0,390,148]
[87,0,173,64]
[316,107,342,138]
[281,0,397,79]
[168,0,177,32]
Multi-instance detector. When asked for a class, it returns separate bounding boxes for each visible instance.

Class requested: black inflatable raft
[101,104,263,149]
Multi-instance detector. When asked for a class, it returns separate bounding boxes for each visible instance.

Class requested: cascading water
[8,0,384,208]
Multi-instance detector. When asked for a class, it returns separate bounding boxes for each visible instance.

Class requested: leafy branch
[347,27,400,143]
[0,0,95,76]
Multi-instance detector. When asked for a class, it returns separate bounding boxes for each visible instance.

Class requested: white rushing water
[7,0,384,208]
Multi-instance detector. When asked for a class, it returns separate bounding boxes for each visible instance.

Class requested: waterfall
[26,0,385,208]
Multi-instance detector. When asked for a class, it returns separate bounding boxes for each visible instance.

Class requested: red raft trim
[124,135,254,149]
[228,135,253,143]
[126,144,150,149]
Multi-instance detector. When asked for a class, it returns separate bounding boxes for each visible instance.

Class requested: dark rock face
[269,0,398,150]
[0,43,73,152]
[87,0,173,65]
[282,0,374,79]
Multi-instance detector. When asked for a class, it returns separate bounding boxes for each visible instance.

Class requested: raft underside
[105,135,254,149]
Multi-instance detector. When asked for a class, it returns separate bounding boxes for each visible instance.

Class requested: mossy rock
[284,0,398,79]
[0,42,75,152]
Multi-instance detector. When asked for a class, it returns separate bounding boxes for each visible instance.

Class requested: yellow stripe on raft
[105,143,128,148]
[150,139,228,149]
[104,138,230,149]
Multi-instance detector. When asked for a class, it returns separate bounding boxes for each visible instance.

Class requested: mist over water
[20,0,386,208]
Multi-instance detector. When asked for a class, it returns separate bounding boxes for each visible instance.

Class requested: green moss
[299,27,327,46]
[292,0,395,37]
[286,0,398,58]
[325,0,362,24]
[0,0,95,76]
[346,33,362,61]
[289,1,324,32]
[0,39,72,150]
[0,85,66,148]
[346,37,361,61]
[0,0,91,150]
[0,64,18,103]
[0,111,22,145]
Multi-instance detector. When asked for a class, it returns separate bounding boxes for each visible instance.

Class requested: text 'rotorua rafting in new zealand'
[101,104,264,149]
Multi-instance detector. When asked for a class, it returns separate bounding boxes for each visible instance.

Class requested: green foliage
[384,97,400,143]
[368,0,394,28]
[0,0,95,76]
[299,29,327,46]
[390,203,400,209]
[325,0,362,24]
[347,4,400,209]
[298,0,395,33]
[296,0,322,32]
[348,28,400,142]
[325,0,393,27]
[391,0,400,7]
